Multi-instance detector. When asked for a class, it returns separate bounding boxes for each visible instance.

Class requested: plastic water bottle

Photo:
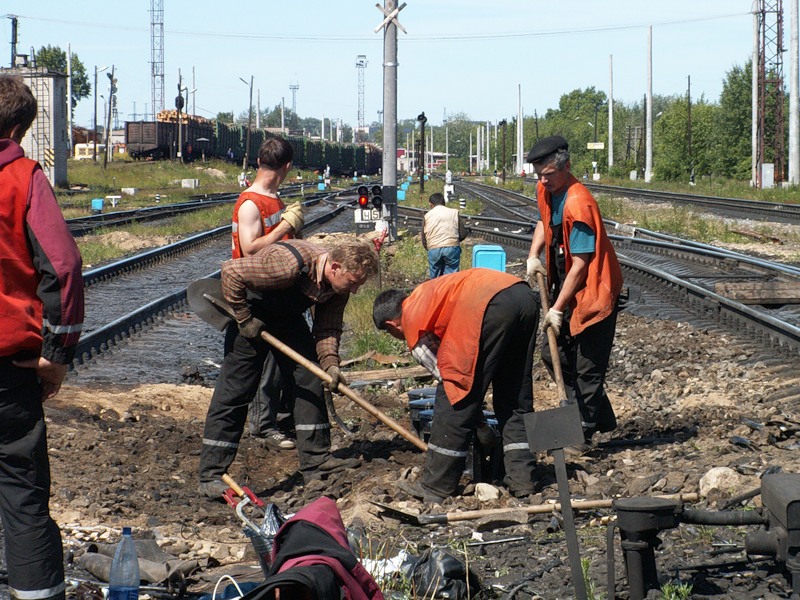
[108,527,140,600]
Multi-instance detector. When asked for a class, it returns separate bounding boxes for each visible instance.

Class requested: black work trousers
[422,283,539,498]
[199,313,331,483]
[0,363,65,600]
[541,307,618,437]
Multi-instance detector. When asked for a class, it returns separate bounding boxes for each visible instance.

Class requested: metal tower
[356,55,367,142]
[756,0,786,185]
[150,0,165,119]
[289,82,299,115]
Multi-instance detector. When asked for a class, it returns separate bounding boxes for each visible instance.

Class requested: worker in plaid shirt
[198,239,379,497]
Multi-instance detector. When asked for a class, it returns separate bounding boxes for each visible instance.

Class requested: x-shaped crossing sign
[374,2,407,34]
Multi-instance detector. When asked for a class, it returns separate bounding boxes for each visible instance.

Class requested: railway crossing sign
[374,1,407,33]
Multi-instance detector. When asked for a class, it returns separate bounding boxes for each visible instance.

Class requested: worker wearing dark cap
[525,135,623,445]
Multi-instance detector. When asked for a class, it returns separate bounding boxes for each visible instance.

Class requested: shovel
[187,278,428,452]
[531,270,588,600]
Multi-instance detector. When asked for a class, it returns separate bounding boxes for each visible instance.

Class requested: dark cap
[526,135,569,164]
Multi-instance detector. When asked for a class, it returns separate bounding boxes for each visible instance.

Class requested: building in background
[0,65,68,187]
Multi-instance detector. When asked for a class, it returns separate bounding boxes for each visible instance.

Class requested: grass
[342,282,407,360]
[76,204,232,266]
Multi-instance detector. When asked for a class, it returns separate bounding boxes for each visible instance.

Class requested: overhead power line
[13,12,750,43]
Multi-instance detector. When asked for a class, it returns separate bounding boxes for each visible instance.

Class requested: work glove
[281,202,304,232]
[325,365,348,393]
[238,316,266,340]
[526,256,547,282]
[542,308,564,337]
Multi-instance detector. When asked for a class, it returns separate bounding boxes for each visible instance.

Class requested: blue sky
[2,2,756,130]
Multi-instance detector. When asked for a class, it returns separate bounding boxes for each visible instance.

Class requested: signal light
[357,185,369,207]
[370,185,383,210]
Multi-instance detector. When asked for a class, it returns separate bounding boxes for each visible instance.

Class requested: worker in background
[232,137,304,451]
[525,135,623,446]
[0,75,85,600]
[421,192,466,279]
[199,240,379,497]
[372,269,540,503]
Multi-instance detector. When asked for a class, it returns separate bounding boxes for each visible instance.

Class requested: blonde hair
[328,242,379,278]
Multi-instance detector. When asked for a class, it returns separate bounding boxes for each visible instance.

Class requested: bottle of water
[108,527,140,600]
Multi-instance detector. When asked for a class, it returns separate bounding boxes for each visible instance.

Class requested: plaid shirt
[221,239,349,370]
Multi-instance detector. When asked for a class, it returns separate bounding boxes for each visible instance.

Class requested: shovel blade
[187,278,232,331]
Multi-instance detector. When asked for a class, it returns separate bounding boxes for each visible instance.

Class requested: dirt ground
[42,226,800,599]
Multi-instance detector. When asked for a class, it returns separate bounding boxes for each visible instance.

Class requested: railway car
[124,119,382,174]
[126,120,215,161]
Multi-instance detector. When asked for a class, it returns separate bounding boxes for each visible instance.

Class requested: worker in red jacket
[373,269,540,502]
[0,75,85,600]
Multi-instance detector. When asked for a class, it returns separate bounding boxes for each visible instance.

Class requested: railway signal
[358,185,370,207]
[370,185,382,210]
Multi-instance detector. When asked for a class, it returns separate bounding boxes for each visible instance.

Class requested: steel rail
[72,195,353,367]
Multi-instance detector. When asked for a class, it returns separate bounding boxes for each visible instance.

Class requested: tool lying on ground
[188,278,428,452]
[370,493,700,526]
[221,474,285,576]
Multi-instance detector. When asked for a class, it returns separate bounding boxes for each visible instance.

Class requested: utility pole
[645,25,653,183]
[499,119,507,184]
[93,65,108,162]
[103,65,116,170]
[417,112,427,192]
[790,0,799,185]
[377,0,405,240]
[240,75,253,170]
[687,75,694,184]
[8,15,18,67]
[608,54,614,170]
[176,70,184,163]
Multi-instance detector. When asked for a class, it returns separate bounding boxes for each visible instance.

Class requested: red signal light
[357,185,369,207]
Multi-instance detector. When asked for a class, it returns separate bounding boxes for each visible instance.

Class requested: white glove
[526,256,547,280]
[543,308,563,336]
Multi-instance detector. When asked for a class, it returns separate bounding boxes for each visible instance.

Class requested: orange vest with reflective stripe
[401,269,523,405]
[231,191,291,258]
[536,175,623,335]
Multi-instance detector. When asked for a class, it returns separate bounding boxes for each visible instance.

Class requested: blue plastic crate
[472,244,506,272]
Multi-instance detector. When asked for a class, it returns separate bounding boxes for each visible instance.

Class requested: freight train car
[126,119,215,161]
[124,118,382,174]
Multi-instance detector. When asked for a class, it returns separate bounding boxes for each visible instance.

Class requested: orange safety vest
[536,174,623,335]
[401,269,523,405]
[231,191,291,258]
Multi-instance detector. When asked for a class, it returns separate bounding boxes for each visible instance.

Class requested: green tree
[713,61,752,179]
[216,111,234,124]
[653,96,717,181]
[34,45,90,112]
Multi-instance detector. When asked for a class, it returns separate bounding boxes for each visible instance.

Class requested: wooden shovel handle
[421,492,700,525]
[221,473,246,497]
[258,329,429,452]
[535,272,567,399]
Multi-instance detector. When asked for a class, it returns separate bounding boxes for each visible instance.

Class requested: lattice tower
[356,55,367,142]
[757,0,786,184]
[150,0,165,118]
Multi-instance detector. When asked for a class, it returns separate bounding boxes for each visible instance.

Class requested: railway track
[443,181,800,356]
[70,176,800,386]
[65,184,331,237]
[71,190,357,378]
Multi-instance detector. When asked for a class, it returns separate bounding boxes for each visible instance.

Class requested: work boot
[302,457,360,483]
[396,480,447,505]
[198,480,230,500]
